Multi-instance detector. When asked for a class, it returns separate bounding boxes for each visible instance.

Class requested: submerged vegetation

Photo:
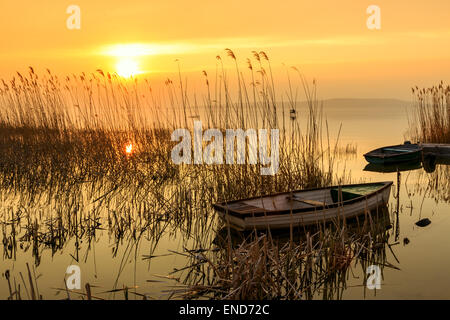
[0,50,401,300]
[173,207,394,300]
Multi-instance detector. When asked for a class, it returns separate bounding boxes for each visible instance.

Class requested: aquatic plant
[408,82,450,143]
[0,51,355,299]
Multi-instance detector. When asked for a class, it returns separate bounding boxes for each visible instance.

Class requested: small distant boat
[213,181,393,231]
[364,142,422,165]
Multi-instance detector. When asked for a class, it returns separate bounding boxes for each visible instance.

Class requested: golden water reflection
[2,100,450,299]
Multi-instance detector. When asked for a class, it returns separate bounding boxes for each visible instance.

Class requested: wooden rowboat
[364,142,422,164]
[213,181,393,231]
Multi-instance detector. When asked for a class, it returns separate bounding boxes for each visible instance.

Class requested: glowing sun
[125,142,133,154]
[116,58,140,78]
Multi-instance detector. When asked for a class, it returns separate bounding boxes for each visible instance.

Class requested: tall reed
[408,82,450,143]
[0,50,352,299]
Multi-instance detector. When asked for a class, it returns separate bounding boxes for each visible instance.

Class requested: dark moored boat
[213,182,393,231]
[364,142,422,165]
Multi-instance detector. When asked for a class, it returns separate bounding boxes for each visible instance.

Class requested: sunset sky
[1,0,449,99]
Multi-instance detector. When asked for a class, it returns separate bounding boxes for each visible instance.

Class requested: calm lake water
[2,98,450,299]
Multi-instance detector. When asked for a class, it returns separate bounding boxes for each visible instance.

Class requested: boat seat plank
[224,202,272,214]
[287,196,326,207]
[383,148,414,153]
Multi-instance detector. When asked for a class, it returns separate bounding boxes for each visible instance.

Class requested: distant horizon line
[295,97,413,104]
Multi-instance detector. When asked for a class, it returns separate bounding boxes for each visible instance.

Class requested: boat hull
[364,143,422,165]
[364,152,421,164]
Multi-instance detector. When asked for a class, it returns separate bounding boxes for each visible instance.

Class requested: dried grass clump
[408,82,450,143]
[173,208,393,300]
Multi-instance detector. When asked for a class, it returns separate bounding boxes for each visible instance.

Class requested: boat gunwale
[213,181,393,218]
[364,143,422,159]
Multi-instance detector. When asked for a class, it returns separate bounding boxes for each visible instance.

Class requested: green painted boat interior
[383,148,415,153]
[330,183,384,203]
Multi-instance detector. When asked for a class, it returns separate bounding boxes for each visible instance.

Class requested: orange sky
[1,0,449,99]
